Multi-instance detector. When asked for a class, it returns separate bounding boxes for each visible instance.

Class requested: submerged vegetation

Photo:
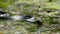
[0,0,60,34]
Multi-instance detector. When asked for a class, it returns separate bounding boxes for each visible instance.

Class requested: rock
[37,12,47,15]
[54,14,60,23]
